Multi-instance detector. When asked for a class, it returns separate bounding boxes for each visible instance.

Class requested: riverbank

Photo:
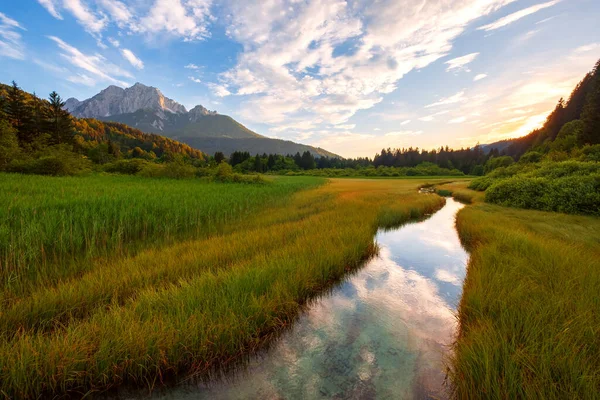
[0,176,445,398]
[446,182,600,398]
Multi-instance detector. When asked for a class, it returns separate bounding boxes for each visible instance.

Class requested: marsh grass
[0,176,445,398]
[0,173,320,302]
[448,200,600,399]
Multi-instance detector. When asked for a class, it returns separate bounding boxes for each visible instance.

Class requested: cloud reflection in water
[152,199,468,400]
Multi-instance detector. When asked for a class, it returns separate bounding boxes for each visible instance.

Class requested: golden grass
[0,176,446,398]
[448,201,600,398]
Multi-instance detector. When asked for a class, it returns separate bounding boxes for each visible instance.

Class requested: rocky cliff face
[67,83,188,118]
[188,105,218,121]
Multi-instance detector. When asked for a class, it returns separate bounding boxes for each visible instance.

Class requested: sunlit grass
[0,175,446,398]
[448,196,600,399]
[0,173,321,302]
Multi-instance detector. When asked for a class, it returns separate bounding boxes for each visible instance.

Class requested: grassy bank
[0,176,445,398]
[0,173,321,302]
[447,184,600,398]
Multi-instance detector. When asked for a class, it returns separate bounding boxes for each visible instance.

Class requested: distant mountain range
[65,83,339,158]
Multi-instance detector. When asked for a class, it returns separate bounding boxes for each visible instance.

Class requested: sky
[1,0,599,158]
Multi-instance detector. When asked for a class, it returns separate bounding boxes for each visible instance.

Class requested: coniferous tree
[6,81,33,144]
[253,153,263,172]
[580,59,600,145]
[28,92,44,140]
[300,151,315,170]
[293,152,302,168]
[0,93,7,121]
[46,91,73,145]
[267,154,276,170]
[214,151,225,164]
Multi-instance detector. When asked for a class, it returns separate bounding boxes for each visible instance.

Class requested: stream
[145,198,468,399]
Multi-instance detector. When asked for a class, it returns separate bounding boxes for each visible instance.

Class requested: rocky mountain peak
[188,105,218,121]
[66,82,187,118]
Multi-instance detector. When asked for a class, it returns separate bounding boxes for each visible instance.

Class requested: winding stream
[148,198,468,399]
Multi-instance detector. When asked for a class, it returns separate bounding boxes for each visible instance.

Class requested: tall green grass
[0,176,446,398]
[0,173,321,301]
[449,203,600,398]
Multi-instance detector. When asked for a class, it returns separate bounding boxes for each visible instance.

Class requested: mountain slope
[67,83,341,158]
[175,137,339,158]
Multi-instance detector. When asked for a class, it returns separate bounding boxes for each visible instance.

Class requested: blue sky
[1,0,599,157]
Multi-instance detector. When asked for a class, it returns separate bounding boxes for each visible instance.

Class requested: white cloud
[474,73,488,81]
[48,35,132,86]
[426,91,467,108]
[0,12,26,60]
[67,73,96,86]
[334,124,356,130]
[188,76,202,83]
[478,0,561,31]
[573,43,600,54]
[37,0,63,19]
[33,59,68,73]
[400,120,411,126]
[37,0,213,42]
[449,116,467,123]
[185,63,200,69]
[207,82,231,97]
[108,37,120,47]
[270,120,320,133]
[121,48,144,69]
[98,0,132,27]
[137,0,213,41]
[385,130,423,137]
[63,0,108,34]
[445,53,479,72]
[212,0,517,131]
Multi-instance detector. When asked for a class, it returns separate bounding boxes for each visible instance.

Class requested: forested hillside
[466,59,600,215]
[485,59,600,158]
[0,82,206,176]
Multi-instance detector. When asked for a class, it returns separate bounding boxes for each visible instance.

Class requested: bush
[0,121,20,170]
[485,156,514,173]
[485,175,600,215]
[6,146,92,176]
[103,159,149,175]
[519,151,543,163]
[579,144,600,162]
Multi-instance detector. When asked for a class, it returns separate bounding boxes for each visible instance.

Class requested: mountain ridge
[66,83,340,158]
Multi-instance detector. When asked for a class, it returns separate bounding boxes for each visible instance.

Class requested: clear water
[148,198,468,400]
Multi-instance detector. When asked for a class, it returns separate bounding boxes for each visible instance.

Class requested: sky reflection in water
[152,198,468,400]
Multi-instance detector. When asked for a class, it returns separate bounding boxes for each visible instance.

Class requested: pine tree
[267,154,276,170]
[253,154,263,172]
[46,91,73,145]
[580,59,600,145]
[6,81,33,144]
[214,151,225,164]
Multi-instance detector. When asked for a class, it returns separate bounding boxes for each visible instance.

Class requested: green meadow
[0,174,446,398]
[445,182,600,399]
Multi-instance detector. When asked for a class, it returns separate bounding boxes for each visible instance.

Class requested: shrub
[103,159,149,175]
[519,151,543,163]
[0,121,20,170]
[485,175,600,215]
[485,155,514,173]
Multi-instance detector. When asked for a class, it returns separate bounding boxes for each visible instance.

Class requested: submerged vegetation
[448,184,600,399]
[0,176,445,398]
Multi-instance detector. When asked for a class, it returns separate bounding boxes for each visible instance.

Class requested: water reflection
[150,198,468,400]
